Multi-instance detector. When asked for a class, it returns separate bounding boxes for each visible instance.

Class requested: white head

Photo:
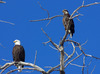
[13,39,21,45]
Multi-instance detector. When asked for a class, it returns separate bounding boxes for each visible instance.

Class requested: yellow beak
[62,10,65,13]
[13,41,16,43]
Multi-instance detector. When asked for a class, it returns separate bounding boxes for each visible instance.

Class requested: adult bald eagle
[12,39,25,72]
[62,9,75,37]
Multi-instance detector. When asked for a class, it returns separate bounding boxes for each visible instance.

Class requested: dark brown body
[12,45,25,67]
[63,10,75,37]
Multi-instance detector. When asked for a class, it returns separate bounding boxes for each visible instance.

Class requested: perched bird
[62,9,75,37]
[12,39,25,72]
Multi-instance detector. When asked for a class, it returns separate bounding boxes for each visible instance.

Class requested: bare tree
[0,1,100,74]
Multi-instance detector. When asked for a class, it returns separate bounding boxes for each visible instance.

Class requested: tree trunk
[60,49,65,74]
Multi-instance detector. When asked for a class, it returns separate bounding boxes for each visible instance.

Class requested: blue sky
[0,0,100,74]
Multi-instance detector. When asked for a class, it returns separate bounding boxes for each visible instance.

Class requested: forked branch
[0,61,46,74]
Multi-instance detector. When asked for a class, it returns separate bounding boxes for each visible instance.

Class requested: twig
[72,14,83,19]
[78,44,100,59]
[49,45,58,51]
[70,63,86,67]
[0,20,15,25]
[41,28,59,49]
[81,40,88,46]
[37,2,52,26]
[34,50,37,65]
[82,0,85,6]
[44,66,52,69]
[91,65,96,74]
[0,1,6,3]
[75,51,79,56]
[37,1,49,18]
[22,70,34,73]
[46,20,51,26]
[0,62,15,74]
[30,15,63,22]
[0,43,5,48]
[66,39,100,59]
[64,52,68,57]
[2,59,11,62]
[64,43,76,68]
[70,2,100,19]
[64,53,83,68]
[87,58,93,74]
[82,56,85,74]
[77,17,81,22]
[43,41,51,45]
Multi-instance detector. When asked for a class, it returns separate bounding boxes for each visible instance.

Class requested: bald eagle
[12,39,25,72]
[62,9,75,37]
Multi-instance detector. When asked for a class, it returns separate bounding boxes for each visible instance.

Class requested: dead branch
[0,1,6,3]
[0,61,46,74]
[30,15,63,22]
[0,43,5,48]
[65,39,80,46]
[64,42,76,68]
[6,68,35,74]
[87,58,93,74]
[91,65,96,74]
[37,1,50,18]
[72,14,83,19]
[2,59,11,62]
[66,39,100,59]
[47,42,76,73]
[0,20,15,25]
[41,28,59,49]
[34,50,37,65]
[78,44,100,59]
[30,1,100,25]
[0,62,15,74]
[70,2,100,19]
[70,63,86,67]
[60,31,68,46]
[64,53,83,68]
[82,56,85,74]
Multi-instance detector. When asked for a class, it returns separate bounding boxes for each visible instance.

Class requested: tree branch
[82,56,85,74]
[64,53,83,68]
[70,2,100,19]
[30,15,63,22]
[0,61,46,74]
[91,65,96,74]
[0,1,6,3]
[6,68,35,74]
[37,1,50,18]
[0,20,15,25]
[41,28,59,49]
[34,50,37,65]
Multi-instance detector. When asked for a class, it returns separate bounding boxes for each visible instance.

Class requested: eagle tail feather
[17,65,22,72]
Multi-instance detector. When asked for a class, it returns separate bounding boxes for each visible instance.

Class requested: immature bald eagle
[62,9,75,37]
[12,39,25,72]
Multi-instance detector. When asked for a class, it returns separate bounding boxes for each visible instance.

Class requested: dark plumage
[12,40,25,72]
[62,9,75,37]
[12,45,25,62]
